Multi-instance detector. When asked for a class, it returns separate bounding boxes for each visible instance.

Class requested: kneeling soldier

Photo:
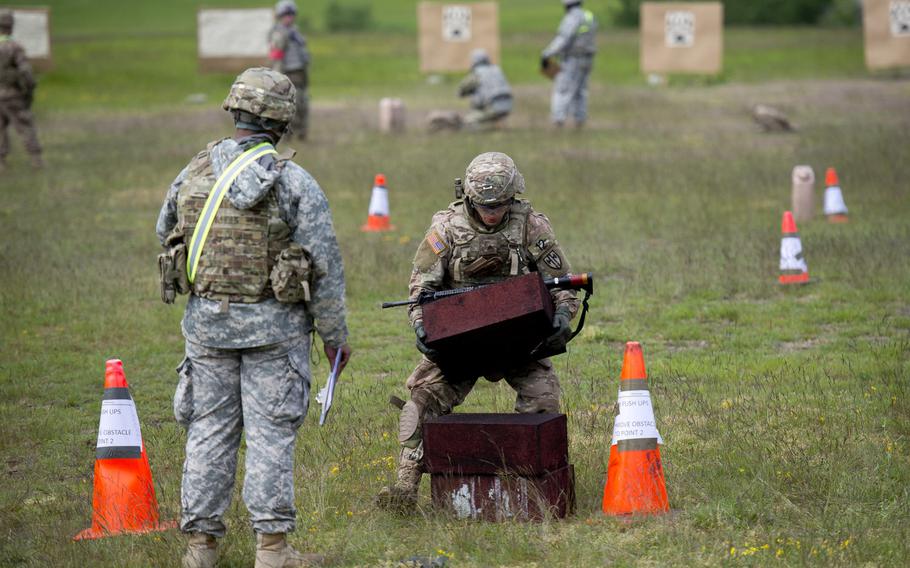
[377,152,579,510]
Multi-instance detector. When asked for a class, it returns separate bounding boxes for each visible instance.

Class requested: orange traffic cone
[74,360,175,540]
[602,342,670,516]
[360,173,395,231]
[779,211,810,285]
[823,167,848,223]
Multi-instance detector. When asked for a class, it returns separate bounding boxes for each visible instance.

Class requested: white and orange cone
[779,211,810,285]
[360,174,395,232]
[602,342,670,516]
[74,360,175,540]
[823,167,848,223]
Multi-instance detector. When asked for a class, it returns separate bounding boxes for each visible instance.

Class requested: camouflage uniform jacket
[542,6,597,59]
[457,62,512,110]
[408,199,579,327]
[0,35,36,101]
[268,23,309,73]
[156,136,348,349]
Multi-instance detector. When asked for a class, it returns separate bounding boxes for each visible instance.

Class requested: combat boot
[255,533,325,568]
[182,532,217,568]
[375,451,423,512]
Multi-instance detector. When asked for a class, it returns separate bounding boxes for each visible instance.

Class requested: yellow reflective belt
[578,10,594,34]
[186,142,278,284]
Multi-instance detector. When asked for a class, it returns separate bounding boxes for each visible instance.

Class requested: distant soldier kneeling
[376,152,580,511]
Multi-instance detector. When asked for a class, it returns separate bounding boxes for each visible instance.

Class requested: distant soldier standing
[157,68,351,568]
[268,0,310,141]
[541,0,597,128]
[457,48,513,130]
[376,152,579,510]
[0,9,43,171]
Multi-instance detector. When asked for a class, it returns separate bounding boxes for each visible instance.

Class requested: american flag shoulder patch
[426,229,448,256]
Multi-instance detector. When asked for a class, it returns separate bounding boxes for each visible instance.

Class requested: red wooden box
[423,413,568,476]
[422,273,558,368]
[430,465,575,521]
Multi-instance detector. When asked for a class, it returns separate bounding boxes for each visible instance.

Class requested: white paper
[317,349,343,426]
[665,11,696,48]
[891,1,910,37]
[197,9,272,58]
[779,237,808,271]
[96,399,143,449]
[11,11,51,59]
[610,389,663,445]
[442,5,472,42]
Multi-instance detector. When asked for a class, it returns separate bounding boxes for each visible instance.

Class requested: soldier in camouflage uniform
[268,0,310,141]
[376,152,579,511]
[156,67,351,568]
[0,9,42,171]
[458,48,513,131]
[541,0,597,128]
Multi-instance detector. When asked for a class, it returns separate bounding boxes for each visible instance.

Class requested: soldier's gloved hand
[545,307,573,350]
[414,323,440,361]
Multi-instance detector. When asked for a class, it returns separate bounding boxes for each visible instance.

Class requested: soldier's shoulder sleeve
[413,213,452,274]
[526,210,571,276]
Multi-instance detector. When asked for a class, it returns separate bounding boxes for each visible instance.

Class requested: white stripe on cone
[367,185,390,216]
[823,186,848,216]
[780,236,808,272]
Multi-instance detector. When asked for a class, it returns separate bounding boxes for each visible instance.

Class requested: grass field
[1,5,909,567]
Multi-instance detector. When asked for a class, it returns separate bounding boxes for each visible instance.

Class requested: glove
[545,307,573,351]
[540,56,549,71]
[414,323,440,361]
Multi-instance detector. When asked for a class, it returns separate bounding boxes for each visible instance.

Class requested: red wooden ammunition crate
[422,273,557,365]
[424,413,568,476]
[430,464,575,521]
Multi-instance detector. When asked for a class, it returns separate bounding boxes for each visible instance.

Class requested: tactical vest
[473,64,511,108]
[176,141,291,303]
[446,200,532,286]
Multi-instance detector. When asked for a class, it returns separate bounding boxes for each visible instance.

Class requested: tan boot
[182,532,217,568]
[375,450,422,512]
[255,533,325,568]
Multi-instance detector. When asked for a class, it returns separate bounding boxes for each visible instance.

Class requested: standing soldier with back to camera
[541,0,597,128]
[156,67,351,568]
[457,48,513,131]
[376,152,579,510]
[268,0,310,141]
[0,9,43,171]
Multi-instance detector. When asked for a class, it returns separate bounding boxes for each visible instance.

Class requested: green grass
[1,72,909,565]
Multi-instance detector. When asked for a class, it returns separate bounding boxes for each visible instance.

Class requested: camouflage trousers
[285,69,309,141]
[0,96,41,161]
[397,356,561,458]
[464,96,512,131]
[175,337,311,537]
[550,55,594,126]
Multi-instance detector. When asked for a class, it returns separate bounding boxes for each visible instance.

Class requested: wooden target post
[640,2,723,75]
[417,2,500,73]
[197,8,273,73]
[863,0,910,70]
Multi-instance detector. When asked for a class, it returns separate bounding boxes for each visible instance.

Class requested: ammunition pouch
[270,243,312,304]
[158,232,190,304]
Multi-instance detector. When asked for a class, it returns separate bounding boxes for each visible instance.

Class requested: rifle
[381,272,593,309]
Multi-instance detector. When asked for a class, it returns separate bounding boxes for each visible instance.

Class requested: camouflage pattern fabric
[157,135,348,350]
[269,23,309,139]
[458,63,512,117]
[284,69,309,140]
[551,54,594,126]
[462,152,525,206]
[541,6,597,60]
[222,67,296,124]
[175,337,310,536]
[0,35,41,162]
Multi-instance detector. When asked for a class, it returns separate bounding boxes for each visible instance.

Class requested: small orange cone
[74,360,176,540]
[360,173,395,232]
[602,342,670,516]
[823,167,848,223]
[779,211,810,285]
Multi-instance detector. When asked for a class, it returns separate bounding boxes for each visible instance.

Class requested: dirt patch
[778,338,826,352]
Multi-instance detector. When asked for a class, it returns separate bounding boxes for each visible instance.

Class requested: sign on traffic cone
[823,167,848,223]
[360,174,395,232]
[602,342,670,516]
[74,360,175,540]
[779,210,810,285]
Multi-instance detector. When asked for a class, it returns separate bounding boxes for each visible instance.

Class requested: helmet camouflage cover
[0,10,13,32]
[222,67,296,123]
[463,152,525,206]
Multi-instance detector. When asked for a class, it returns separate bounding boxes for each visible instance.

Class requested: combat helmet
[223,67,296,132]
[463,152,525,206]
[0,10,13,33]
[470,48,490,67]
[275,0,298,17]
